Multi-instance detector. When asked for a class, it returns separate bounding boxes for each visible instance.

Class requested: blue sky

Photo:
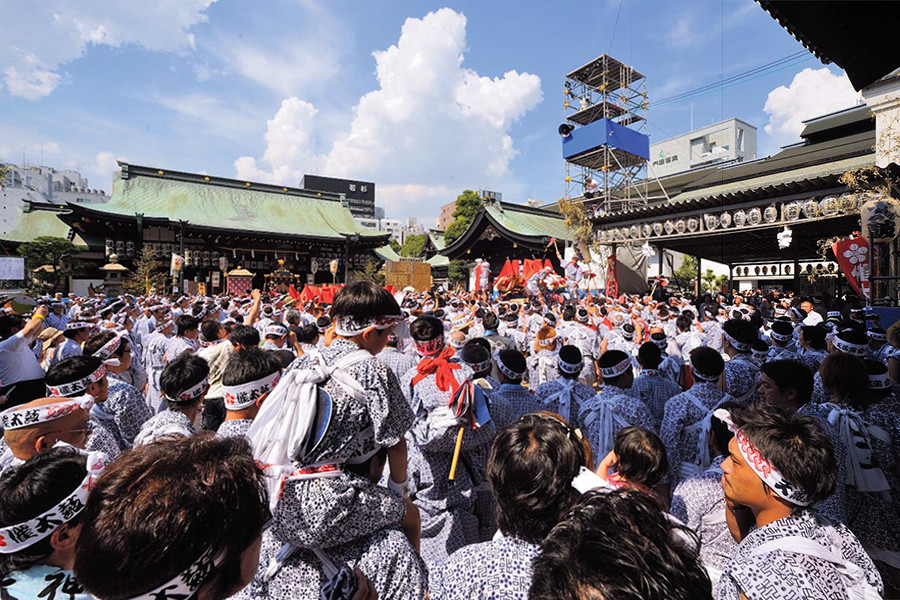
[0,0,858,225]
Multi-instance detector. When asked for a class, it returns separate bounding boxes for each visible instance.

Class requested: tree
[701,268,718,294]
[443,190,484,245]
[672,254,698,292]
[18,236,87,294]
[352,258,385,285]
[389,238,401,253]
[400,233,427,258]
[124,246,168,295]
[448,260,468,287]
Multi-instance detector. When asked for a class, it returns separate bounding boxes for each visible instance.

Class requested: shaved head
[3,397,91,460]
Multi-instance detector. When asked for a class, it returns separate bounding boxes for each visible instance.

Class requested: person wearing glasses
[0,396,95,476]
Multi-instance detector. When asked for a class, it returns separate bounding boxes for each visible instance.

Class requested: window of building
[737,128,744,152]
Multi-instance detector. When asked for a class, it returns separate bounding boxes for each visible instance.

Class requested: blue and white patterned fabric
[714,510,882,600]
[430,535,539,600]
[631,368,683,428]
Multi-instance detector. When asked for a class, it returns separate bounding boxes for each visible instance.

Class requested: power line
[650,51,812,108]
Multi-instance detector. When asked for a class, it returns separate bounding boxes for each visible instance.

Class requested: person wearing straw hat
[38,327,65,370]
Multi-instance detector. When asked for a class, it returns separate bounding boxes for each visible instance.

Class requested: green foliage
[447,260,468,285]
[400,233,427,257]
[124,246,168,295]
[700,268,730,294]
[352,258,385,285]
[556,197,593,255]
[672,254,698,292]
[443,190,483,245]
[18,236,87,294]
[389,238,401,253]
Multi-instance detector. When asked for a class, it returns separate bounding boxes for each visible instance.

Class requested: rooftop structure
[561,54,650,213]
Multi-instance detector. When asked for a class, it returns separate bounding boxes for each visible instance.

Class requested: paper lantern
[747,208,761,226]
[674,219,686,234]
[733,210,746,228]
[783,202,801,221]
[641,224,652,238]
[705,214,719,230]
[720,212,732,228]
[860,194,900,240]
[687,217,699,232]
[763,205,777,223]
[802,199,818,218]
[819,196,839,216]
[652,221,664,235]
[663,220,674,234]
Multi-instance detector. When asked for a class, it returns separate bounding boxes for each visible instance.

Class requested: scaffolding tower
[561,55,649,214]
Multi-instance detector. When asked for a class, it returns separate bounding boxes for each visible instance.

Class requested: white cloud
[234,8,543,219]
[0,0,216,99]
[85,152,127,188]
[152,93,265,141]
[763,67,860,148]
[665,16,699,50]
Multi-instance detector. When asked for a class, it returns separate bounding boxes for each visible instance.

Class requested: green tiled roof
[484,202,572,241]
[0,204,72,243]
[428,231,446,251]
[427,254,449,267]
[374,244,401,262]
[81,167,387,242]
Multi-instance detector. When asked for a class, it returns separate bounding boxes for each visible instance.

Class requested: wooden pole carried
[448,426,465,481]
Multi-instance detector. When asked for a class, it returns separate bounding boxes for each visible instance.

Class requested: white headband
[827,311,841,318]
[164,378,209,404]
[537,335,558,348]
[770,330,792,343]
[868,371,891,390]
[832,336,867,356]
[123,549,225,600]
[265,324,288,338]
[448,336,466,350]
[650,335,667,349]
[92,331,126,360]
[0,396,94,430]
[558,356,583,374]
[222,371,281,410]
[463,358,492,374]
[866,330,887,342]
[714,409,810,506]
[0,450,107,553]
[723,331,751,352]
[600,357,630,379]
[497,359,525,380]
[66,322,92,331]
[47,364,107,397]
[333,314,401,337]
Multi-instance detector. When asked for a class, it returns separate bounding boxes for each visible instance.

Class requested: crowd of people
[0,279,898,599]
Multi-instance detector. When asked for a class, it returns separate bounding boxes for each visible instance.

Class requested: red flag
[385,284,397,295]
[523,259,542,280]
[288,284,302,302]
[832,237,871,299]
[498,259,514,280]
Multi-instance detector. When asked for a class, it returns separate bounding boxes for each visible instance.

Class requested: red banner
[832,237,870,299]
[605,254,618,298]
[288,284,302,302]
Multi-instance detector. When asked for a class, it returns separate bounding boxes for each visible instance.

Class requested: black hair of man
[229,325,260,349]
[83,330,130,359]
[637,341,662,369]
[557,345,583,380]
[45,355,103,392]
[613,427,668,488]
[159,353,210,410]
[482,311,499,331]
[297,323,319,345]
[760,359,813,408]
[222,347,281,389]
[200,319,223,342]
[487,413,585,544]
[175,314,199,337]
[496,349,526,384]
[530,488,710,600]
[729,403,836,506]
[410,315,443,342]
[0,446,88,577]
[330,281,400,326]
